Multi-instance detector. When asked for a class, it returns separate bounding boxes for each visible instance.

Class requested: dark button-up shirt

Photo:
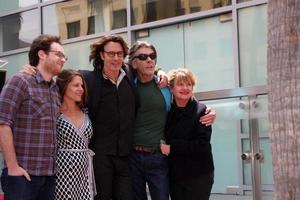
[0,71,60,176]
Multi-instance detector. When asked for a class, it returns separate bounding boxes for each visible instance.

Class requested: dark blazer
[79,64,138,123]
[165,98,214,176]
[79,65,139,155]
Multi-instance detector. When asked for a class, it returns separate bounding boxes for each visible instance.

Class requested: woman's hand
[200,107,216,126]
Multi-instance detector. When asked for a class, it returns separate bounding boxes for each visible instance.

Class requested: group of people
[0,34,216,200]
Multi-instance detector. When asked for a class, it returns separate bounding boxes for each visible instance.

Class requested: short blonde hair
[168,68,196,89]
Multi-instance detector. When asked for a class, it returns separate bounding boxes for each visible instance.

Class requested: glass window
[254,95,273,185]
[202,98,243,194]
[131,0,232,25]
[62,38,98,71]
[238,5,267,87]
[0,9,40,52]
[67,21,81,39]
[0,52,28,78]
[202,95,273,197]
[136,24,185,73]
[184,14,235,92]
[136,14,234,92]
[42,0,127,40]
[0,0,38,13]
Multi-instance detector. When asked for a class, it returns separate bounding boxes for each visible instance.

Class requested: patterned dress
[55,112,96,200]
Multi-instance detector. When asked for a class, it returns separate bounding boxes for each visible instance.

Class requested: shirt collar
[35,69,56,87]
[134,75,156,85]
[102,68,126,87]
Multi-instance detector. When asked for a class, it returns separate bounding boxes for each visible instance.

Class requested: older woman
[160,68,214,200]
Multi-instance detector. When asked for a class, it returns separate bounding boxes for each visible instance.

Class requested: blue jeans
[129,151,169,200]
[1,168,55,200]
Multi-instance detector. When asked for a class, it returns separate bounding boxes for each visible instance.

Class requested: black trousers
[170,172,214,200]
[93,154,133,200]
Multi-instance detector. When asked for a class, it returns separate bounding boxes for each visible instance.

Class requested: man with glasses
[82,35,138,200]
[0,34,65,200]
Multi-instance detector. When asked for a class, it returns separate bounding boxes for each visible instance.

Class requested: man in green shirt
[129,41,171,200]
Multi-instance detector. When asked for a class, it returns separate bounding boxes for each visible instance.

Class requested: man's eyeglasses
[133,53,157,61]
[103,51,124,58]
[48,50,68,61]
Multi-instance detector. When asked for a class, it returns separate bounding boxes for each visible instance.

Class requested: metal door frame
[195,85,273,200]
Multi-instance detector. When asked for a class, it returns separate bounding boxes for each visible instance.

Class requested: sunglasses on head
[133,53,157,61]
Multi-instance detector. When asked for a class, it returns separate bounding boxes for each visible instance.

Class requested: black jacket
[79,65,139,156]
[165,98,214,176]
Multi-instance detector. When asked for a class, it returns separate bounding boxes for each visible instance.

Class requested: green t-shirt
[133,80,167,147]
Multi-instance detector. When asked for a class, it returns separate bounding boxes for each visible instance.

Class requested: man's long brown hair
[89,35,128,70]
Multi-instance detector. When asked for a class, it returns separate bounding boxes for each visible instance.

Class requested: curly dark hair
[89,35,128,70]
[56,69,88,109]
[28,34,61,67]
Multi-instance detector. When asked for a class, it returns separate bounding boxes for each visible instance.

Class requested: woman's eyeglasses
[133,53,157,61]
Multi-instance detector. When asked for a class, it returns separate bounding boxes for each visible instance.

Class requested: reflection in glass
[138,24,185,73]
[0,53,28,78]
[203,97,273,197]
[185,15,235,92]
[254,95,273,186]
[43,0,127,40]
[200,99,243,194]
[131,0,232,25]
[137,14,234,92]
[0,10,39,52]
[238,5,267,87]
[0,0,38,13]
[240,119,249,134]
[260,138,273,185]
